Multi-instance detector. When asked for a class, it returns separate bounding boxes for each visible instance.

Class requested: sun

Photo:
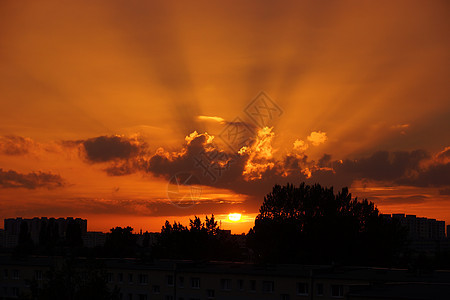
[228,213,242,222]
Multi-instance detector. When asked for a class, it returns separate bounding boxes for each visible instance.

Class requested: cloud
[307,131,327,146]
[197,115,226,124]
[391,124,410,135]
[439,188,450,195]
[435,146,450,164]
[239,127,275,180]
[334,150,429,182]
[0,168,65,189]
[82,135,145,163]
[0,135,36,155]
[293,139,309,152]
[76,129,449,208]
[371,194,428,205]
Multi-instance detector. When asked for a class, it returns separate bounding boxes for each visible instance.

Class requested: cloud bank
[73,129,450,203]
[0,168,65,189]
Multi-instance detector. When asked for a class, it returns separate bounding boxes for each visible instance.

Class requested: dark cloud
[334,150,429,182]
[79,131,449,209]
[318,153,332,167]
[368,195,428,205]
[0,135,35,155]
[439,188,450,195]
[104,160,140,176]
[0,168,65,189]
[407,162,450,187]
[82,135,144,163]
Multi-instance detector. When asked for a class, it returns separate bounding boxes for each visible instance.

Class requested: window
[191,277,200,289]
[167,275,174,286]
[128,293,133,300]
[262,281,274,293]
[153,285,160,294]
[221,279,231,290]
[12,287,19,297]
[139,274,148,285]
[250,280,256,291]
[331,285,344,298]
[13,269,19,280]
[138,294,148,300]
[128,274,133,284]
[316,283,324,296]
[166,296,174,300]
[107,273,113,283]
[35,270,43,280]
[280,294,290,300]
[81,271,88,280]
[238,279,244,290]
[179,276,184,288]
[118,273,123,283]
[3,269,8,279]
[297,282,308,295]
[207,289,215,298]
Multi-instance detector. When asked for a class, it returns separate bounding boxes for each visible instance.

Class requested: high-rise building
[2,217,87,248]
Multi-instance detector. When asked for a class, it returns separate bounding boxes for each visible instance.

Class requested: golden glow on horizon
[228,213,242,222]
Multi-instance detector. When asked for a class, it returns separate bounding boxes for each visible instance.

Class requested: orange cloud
[307,131,328,146]
[197,115,226,124]
[239,127,275,180]
[293,139,309,152]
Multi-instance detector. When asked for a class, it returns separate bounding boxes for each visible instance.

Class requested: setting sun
[228,213,242,222]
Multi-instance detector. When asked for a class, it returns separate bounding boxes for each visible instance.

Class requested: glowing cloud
[307,131,328,146]
[239,127,275,180]
[293,139,309,152]
[197,115,226,124]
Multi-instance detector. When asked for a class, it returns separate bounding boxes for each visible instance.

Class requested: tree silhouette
[247,183,407,265]
[154,215,240,260]
[103,226,136,257]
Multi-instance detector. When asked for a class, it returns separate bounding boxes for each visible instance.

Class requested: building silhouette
[2,217,87,248]
[380,214,446,239]
[380,213,449,254]
[1,257,450,300]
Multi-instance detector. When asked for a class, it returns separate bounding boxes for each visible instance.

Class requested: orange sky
[0,0,449,233]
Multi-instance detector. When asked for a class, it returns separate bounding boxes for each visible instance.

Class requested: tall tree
[154,215,241,260]
[247,183,406,265]
[103,227,136,257]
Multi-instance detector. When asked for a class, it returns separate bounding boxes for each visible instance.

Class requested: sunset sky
[1,0,449,233]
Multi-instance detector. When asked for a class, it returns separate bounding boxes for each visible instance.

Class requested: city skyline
[0,0,449,233]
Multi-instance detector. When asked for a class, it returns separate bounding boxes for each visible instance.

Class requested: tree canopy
[247,183,406,266]
[154,215,241,260]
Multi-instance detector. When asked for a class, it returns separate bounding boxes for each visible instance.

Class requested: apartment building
[1,256,450,300]
[2,217,88,248]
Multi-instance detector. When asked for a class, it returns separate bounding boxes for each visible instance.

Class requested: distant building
[2,217,87,248]
[82,231,106,248]
[381,214,446,255]
[382,214,445,240]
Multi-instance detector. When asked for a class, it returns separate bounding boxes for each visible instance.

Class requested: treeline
[153,215,242,260]
[9,182,450,269]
